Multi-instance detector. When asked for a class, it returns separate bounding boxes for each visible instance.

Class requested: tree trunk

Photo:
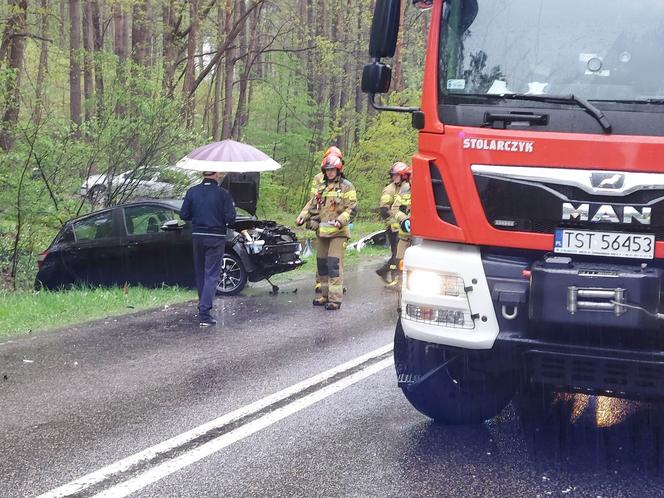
[305,0,313,97]
[113,3,128,115]
[161,0,182,94]
[69,0,82,128]
[113,5,128,63]
[59,0,66,47]
[391,0,407,92]
[182,0,198,126]
[211,1,225,140]
[34,0,50,125]
[1,0,28,150]
[231,0,249,139]
[91,0,104,116]
[220,0,235,140]
[82,0,94,121]
[131,0,150,67]
[313,0,326,149]
[328,1,339,135]
[354,1,368,142]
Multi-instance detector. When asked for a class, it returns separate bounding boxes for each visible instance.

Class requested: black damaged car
[35,173,304,295]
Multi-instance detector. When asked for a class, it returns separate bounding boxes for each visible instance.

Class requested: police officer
[388,165,412,288]
[180,171,236,327]
[296,155,357,310]
[376,162,410,284]
[309,146,344,294]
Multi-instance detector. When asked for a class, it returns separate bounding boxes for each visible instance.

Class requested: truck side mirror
[361,63,392,94]
[369,0,402,59]
[362,0,419,114]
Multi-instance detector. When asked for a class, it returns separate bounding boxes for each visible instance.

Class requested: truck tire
[394,318,517,424]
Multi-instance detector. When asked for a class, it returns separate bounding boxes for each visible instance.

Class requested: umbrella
[176,139,282,173]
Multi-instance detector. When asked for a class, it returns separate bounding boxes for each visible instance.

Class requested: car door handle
[125,241,140,248]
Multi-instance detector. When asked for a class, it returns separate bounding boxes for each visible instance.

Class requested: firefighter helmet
[390,162,411,180]
[321,154,343,173]
[324,146,343,159]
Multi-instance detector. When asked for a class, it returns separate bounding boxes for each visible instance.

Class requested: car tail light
[37,250,49,269]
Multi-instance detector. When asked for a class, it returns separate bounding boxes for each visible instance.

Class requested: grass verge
[0,286,196,339]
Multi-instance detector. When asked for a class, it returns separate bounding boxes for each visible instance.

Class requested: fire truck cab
[363,0,664,423]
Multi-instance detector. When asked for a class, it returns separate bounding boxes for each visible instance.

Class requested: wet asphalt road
[2,264,664,497]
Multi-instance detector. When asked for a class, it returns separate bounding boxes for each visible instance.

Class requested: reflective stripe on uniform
[338,212,350,224]
[319,225,340,235]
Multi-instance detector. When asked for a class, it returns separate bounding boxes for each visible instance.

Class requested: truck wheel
[216,252,247,296]
[394,318,517,424]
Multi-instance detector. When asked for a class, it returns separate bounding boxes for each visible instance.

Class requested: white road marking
[38,343,393,498]
[94,357,393,498]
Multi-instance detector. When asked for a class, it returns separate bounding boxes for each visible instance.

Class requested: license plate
[554,229,655,259]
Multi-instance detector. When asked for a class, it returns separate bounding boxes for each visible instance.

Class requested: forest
[0,0,428,290]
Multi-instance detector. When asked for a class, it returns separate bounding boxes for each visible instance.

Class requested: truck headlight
[407,270,464,297]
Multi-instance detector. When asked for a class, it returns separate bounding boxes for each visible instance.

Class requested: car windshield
[439,0,664,102]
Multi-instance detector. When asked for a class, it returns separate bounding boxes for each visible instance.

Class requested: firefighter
[376,162,410,284]
[310,146,344,294]
[296,154,357,310]
[387,165,412,289]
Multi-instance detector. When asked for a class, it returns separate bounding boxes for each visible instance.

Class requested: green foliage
[244,61,320,213]
[344,91,419,218]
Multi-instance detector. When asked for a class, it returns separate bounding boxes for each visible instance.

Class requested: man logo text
[562,203,651,225]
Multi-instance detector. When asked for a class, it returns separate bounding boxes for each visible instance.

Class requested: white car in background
[80,166,199,201]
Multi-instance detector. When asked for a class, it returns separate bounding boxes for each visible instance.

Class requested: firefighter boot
[375,260,392,284]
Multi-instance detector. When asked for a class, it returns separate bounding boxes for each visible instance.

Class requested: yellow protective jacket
[299,176,358,238]
[303,172,326,229]
[309,172,325,197]
[379,182,400,232]
[391,181,411,239]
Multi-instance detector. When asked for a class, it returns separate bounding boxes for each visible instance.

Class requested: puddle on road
[557,393,645,428]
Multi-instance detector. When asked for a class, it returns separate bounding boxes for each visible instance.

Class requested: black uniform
[180,178,236,323]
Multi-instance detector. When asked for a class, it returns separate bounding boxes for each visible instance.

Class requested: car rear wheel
[216,253,247,296]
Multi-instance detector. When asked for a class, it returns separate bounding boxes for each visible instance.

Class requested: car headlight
[406,270,464,297]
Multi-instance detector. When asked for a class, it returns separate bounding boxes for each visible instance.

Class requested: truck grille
[473,174,664,238]
[528,351,664,399]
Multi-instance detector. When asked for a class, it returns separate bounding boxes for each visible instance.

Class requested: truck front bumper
[400,240,664,399]
[495,332,664,400]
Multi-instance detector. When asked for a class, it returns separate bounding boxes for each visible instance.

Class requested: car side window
[57,226,75,244]
[74,212,114,241]
[124,205,178,236]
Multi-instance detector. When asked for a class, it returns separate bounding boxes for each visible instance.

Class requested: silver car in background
[80,166,199,202]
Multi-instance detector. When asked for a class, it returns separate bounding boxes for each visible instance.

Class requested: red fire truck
[362,0,664,423]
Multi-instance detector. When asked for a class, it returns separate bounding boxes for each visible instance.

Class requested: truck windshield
[439,0,664,103]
